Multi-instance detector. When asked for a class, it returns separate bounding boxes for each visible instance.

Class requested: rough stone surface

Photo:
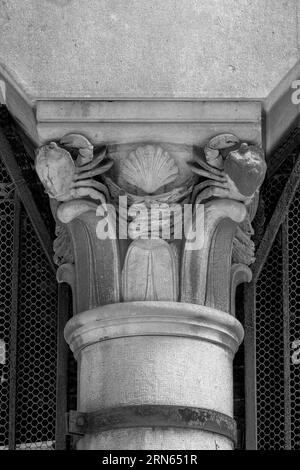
[78,336,234,415]
[34,100,262,147]
[0,0,299,100]
[66,302,242,450]
[77,428,233,450]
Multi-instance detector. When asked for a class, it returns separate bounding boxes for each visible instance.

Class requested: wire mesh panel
[0,194,15,449]
[260,155,296,229]
[0,108,61,450]
[255,231,286,449]
[14,209,58,450]
[287,192,300,450]
[250,139,300,449]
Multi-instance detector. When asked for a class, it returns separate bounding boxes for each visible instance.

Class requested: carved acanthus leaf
[53,223,74,266]
[232,217,256,265]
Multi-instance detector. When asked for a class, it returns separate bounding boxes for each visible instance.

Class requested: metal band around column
[67,405,237,445]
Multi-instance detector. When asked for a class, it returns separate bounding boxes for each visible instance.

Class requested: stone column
[66,302,243,450]
[35,134,266,450]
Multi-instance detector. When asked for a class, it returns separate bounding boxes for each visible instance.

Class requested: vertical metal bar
[252,153,300,284]
[282,218,291,449]
[244,281,257,450]
[55,283,70,450]
[0,127,55,274]
[8,194,21,449]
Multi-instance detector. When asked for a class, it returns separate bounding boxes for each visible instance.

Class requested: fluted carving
[35,134,266,316]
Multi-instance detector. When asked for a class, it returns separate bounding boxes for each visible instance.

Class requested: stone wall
[0,0,299,100]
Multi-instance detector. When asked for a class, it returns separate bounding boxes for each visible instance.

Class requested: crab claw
[224,143,266,198]
[57,199,99,224]
[60,133,94,166]
[204,133,240,169]
[75,147,108,173]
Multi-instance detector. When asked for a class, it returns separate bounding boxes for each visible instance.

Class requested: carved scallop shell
[122,145,179,194]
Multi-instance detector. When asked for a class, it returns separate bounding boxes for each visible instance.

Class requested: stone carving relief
[35,134,120,313]
[121,145,179,194]
[182,134,266,312]
[35,135,112,223]
[35,132,266,316]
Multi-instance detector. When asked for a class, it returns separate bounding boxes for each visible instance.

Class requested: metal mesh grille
[0,107,59,450]
[254,149,300,449]
[14,210,58,450]
[287,192,300,450]
[256,230,286,449]
[0,186,15,449]
[261,155,296,226]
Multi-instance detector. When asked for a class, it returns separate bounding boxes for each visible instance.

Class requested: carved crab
[35,134,113,206]
[189,134,266,206]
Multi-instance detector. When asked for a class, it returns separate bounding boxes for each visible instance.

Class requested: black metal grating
[0,107,59,450]
[14,210,58,449]
[254,147,300,449]
[0,195,15,449]
[261,155,296,230]
[256,230,286,449]
[287,192,300,450]
[250,154,292,449]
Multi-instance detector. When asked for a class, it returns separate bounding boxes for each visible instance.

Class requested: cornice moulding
[7,96,263,148]
[1,63,298,156]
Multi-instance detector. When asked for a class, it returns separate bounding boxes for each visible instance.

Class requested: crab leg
[69,187,107,208]
[194,186,231,205]
[189,157,225,176]
[191,179,229,205]
[71,179,110,199]
[188,164,227,182]
[75,149,107,172]
[74,160,114,180]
